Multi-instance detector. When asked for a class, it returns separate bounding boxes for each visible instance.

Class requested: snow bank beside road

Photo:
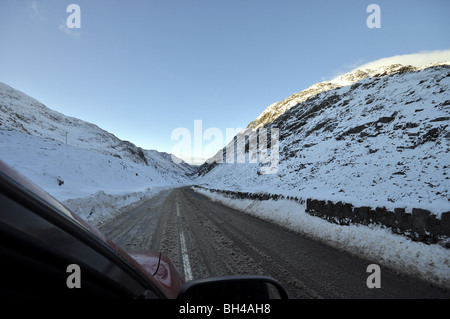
[62,186,172,226]
[193,187,450,290]
[0,130,189,224]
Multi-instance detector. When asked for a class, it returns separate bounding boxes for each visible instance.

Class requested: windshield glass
[1,0,449,301]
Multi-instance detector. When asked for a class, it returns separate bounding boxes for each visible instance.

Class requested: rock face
[246,81,340,130]
[197,62,450,217]
[246,64,419,131]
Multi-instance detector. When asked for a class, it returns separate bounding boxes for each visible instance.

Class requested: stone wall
[306,199,450,246]
[194,186,450,247]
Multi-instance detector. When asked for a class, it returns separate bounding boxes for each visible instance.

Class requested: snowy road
[99,187,450,299]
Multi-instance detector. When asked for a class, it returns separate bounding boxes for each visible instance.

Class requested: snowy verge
[62,186,173,227]
[193,187,450,290]
[0,130,191,226]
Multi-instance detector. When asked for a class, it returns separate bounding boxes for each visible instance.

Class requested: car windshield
[1,0,449,303]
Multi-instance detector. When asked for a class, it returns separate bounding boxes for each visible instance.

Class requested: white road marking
[177,203,193,281]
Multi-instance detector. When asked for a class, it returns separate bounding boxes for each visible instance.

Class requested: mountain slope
[0,82,195,212]
[0,82,195,175]
[197,62,450,214]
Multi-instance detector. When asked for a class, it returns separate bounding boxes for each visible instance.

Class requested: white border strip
[177,203,193,281]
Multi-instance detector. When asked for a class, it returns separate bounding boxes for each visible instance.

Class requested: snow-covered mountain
[0,81,194,174]
[197,62,450,215]
[246,64,418,131]
[0,82,195,221]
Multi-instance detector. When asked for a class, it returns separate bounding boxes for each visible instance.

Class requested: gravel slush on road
[98,187,450,299]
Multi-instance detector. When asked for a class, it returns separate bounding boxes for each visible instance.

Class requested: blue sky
[1,0,449,163]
